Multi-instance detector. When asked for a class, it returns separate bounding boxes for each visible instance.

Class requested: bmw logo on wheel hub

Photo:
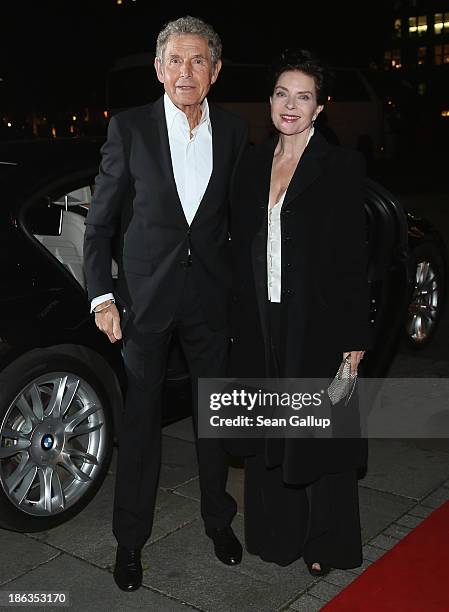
[41,433,55,450]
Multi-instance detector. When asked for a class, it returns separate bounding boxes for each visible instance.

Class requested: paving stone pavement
[2,296,449,612]
[1,425,449,611]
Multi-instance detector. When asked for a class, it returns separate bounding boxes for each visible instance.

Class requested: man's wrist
[93,299,114,314]
[90,292,115,313]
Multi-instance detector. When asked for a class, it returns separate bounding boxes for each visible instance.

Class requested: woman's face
[270,70,324,136]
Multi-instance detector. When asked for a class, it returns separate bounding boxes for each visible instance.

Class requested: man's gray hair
[155,16,222,68]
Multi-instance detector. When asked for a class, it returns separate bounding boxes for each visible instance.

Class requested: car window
[52,186,92,211]
[26,184,117,290]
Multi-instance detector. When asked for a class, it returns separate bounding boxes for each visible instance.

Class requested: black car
[0,139,446,533]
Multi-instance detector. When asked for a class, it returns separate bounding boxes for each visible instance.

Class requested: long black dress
[228,131,372,568]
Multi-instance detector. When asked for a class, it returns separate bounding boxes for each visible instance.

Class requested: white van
[106,54,384,157]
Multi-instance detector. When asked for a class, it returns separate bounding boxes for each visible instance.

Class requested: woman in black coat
[229,50,372,575]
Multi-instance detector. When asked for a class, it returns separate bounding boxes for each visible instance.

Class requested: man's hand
[343,350,365,376]
[94,300,122,343]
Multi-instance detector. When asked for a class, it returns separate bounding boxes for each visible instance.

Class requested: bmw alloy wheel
[406,259,439,344]
[0,372,108,518]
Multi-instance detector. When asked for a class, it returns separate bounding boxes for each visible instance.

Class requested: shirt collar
[163,93,210,135]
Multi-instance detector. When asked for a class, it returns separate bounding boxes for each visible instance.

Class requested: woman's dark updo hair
[270,49,332,106]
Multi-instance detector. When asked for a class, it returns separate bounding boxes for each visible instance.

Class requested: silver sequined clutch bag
[327,356,357,406]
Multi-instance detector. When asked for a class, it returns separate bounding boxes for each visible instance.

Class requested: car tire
[405,241,447,348]
[0,349,113,532]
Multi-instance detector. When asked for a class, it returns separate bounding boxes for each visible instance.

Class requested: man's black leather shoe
[206,526,243,565]
[113,545,143,591]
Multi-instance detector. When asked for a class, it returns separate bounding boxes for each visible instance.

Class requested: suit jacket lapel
[189,104,224,226]
[150,97,189,228]
[150,98,225,228]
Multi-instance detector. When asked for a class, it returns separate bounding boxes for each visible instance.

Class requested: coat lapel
[250,131,331,369]
[255,134,278,207]
[257,131,331,209]
[250,138,277,364]
[282,131,330,208]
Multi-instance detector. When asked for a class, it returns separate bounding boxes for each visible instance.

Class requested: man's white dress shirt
[164,92,213,225]
[267,127,315,303]
[91,93,213,312]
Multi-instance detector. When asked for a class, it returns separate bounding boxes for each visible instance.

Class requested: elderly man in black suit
[84,16,248,591]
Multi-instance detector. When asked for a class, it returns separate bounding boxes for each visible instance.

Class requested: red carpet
[322,500,449,612]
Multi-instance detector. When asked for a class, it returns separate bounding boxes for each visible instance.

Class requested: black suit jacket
[84,97,248,332]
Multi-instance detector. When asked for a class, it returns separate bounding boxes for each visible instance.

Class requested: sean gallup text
[209,415,331,429]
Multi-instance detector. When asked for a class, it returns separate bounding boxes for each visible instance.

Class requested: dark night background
[1,0,448,196]
[0,1,393,111]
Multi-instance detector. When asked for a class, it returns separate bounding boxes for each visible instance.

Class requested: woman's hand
[343,350,365,376]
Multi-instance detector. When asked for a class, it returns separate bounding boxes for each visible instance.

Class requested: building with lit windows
[385,1,449,70]
[383,1,449,148]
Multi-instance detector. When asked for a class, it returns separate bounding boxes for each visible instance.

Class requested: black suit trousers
[112,269,236,550]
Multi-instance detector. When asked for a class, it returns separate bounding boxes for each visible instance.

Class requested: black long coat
[228,131,372,485]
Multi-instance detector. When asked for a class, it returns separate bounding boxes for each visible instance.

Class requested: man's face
[154,34,221,111]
